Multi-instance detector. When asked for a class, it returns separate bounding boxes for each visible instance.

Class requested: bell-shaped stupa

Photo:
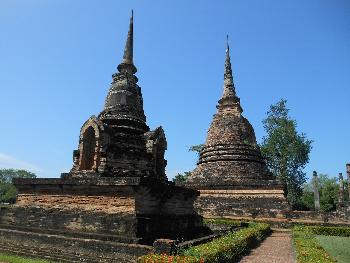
[186,37,290,218]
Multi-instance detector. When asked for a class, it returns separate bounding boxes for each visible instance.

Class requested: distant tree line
[300,173,349,212]
[0,169,36,204]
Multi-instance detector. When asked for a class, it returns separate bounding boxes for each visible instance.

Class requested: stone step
[0,241,136,263]
[0,243,82,263]
[0,227,150,262]
[0,223,140,244]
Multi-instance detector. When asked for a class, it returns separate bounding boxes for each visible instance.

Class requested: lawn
[316,235,350,263]
[0,252,53,263]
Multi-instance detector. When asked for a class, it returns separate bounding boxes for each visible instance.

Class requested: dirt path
[239,231,296,263]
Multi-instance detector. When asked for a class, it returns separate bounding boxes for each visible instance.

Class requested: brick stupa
[185,39,290,219]
[0,13,206,262]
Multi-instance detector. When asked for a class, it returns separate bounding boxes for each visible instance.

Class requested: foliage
[0,183,17,203]
[292,226,336,263]
[172,171,192,184]
[0,169,36,203]
[203,218,247,227]
[300,185,314,211]
[182,223,270,262]
[316,236,350,263]
[138,223,270,263]
[189,144,205,156]
[138,254,200,263]
[260,99,312,208]
[0,169,36,183]
[319,176,339,212]
[301,174,345,212]
[305,225,350,237]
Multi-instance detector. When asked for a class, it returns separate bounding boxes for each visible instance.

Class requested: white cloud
[0,153,43,173]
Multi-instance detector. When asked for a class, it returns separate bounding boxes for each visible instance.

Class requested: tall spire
[222,35,236,98]
[122,10,133,64]
[118,10,137,74]
[218,35,242,113]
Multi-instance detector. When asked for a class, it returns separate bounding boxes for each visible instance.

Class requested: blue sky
[0,0,349,180]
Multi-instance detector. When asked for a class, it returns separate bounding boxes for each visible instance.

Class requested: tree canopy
[0,169,36,204]
[189,144,205,156]
[260,99,313,208]
[172,171,192,184]
[301,174,348,212]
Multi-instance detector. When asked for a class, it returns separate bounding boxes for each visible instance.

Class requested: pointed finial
[118,10,137,74]
[222,35,235,96]
[217,35,242,113]
[122,10,134,65]
[226,34,229,52]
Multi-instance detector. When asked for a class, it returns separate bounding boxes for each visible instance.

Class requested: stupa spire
[218,35,242,113]
[222,35,236,98]
[118,10,137,74]
[123,10,133,64]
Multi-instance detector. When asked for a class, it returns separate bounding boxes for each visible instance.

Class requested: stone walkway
[239,231,295,263]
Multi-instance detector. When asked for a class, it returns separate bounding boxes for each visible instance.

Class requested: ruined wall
[6,177,205,245]
[194,189,289,219]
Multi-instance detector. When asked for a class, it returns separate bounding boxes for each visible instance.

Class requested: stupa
[0,12,206,262]
[185,38,290,219]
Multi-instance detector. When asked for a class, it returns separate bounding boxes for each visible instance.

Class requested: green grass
[316,235,350,263]
[292,226,336,263]
[0,252,54,263]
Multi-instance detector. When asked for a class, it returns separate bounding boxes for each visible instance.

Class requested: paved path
[239,231,295,263]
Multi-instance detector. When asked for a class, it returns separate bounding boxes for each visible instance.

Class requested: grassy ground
[292,226,336,263]
[0,252,53,263]
[316,235,350,263]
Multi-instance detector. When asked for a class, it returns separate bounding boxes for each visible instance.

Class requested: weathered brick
[185,42,290,219]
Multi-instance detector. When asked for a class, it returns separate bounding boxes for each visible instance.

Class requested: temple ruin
[185,39,290,219]
[0,12,206,262]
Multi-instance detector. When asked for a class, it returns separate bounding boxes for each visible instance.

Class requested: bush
[305,226,350,237]
[292,226,336,263]
[137,254,199,263]
[138,223,270,263]
[203,218,248,227]
[183,223,270,263]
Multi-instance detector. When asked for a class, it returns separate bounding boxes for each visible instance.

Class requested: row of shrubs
[292,225,350,263]
[203,218,248,227]
[138,222,270,263]
[304,225,350,237]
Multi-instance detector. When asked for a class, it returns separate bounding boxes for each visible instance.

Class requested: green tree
[301,174,341,212]
[189,144,205,156]
[318,174,338,212]
[172,171,192,184]
[0,169,36,204]
[300,182,314,210]
[260,99,312,208]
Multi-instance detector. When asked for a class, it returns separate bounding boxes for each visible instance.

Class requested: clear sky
[0,0,349,181]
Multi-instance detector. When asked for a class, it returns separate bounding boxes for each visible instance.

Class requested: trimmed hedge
[203,218,248,227]
[305,226,350,237]
[292,226,336,263]
[183,223,270,263]
[137,254,199,263]
[138,223,270,263]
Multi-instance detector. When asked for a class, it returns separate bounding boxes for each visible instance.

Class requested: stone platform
[0,176,207,262]
[192,188,289,219]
